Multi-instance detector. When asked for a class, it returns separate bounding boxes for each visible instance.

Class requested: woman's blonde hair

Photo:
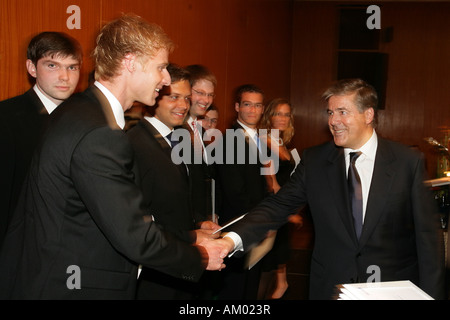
[259,98,294,145]
[93,14,175,81]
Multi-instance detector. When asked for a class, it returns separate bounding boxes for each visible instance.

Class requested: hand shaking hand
[194,220,221,244]
[197,237,235,271]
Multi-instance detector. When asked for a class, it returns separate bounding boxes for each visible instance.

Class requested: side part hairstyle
[322,78,378,128]
[27,31,83,65]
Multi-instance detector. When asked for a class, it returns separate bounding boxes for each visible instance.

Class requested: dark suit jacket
[231,138,445,300]
[0,86,204,299]
[181,121,213,223]
[0,89,48,249]
[127,119,199,299]
[216,122,267,224]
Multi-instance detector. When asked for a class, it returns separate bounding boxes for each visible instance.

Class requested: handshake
[194,220,236,271]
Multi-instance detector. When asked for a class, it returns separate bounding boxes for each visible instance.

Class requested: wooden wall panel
[0,0,293,133]
[0,0,101,100]
[291,1,450,178]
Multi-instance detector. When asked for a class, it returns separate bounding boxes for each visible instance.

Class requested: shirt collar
[94,81,125,130]
[344,130,378,160]
[144,116,172,137]
[33,85,58,114]
[237,119,257,138]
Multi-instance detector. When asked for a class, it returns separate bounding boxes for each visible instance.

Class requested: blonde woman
[258,98,302,299]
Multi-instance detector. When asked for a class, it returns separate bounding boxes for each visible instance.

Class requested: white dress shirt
[144,116,173,147]
[94,81,125,130]
[33,84,58,114]
[344,130,378,222]
[188,115,209,164]
[237,119,259,149]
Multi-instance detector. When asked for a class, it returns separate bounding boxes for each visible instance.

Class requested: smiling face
[190,79,215,118]
[327,93,374,150]
[129,49,171,109]
[26,54,81,105]
[155,79,191,130]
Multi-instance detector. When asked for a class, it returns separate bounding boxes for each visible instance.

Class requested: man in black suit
[220,78,445,299]
[0,14,227,300]
[183,64,218,223]
[0,32,82,249]
[215,84,268,300]
[127,63,220,299]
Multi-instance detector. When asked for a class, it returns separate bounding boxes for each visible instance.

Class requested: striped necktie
[192,120,203,163]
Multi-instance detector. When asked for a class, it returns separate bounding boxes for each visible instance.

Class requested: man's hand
[197,238,235,271]
[199,220,221,232]
[194,220,222,244]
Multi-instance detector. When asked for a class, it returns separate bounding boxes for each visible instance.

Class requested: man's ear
[234,102,240,113]
[26,59,37,78]
[365,107,375,125]
[123,53,136,73]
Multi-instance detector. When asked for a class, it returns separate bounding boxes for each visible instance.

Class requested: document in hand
[212,213,247,235]
[335,280,433,300]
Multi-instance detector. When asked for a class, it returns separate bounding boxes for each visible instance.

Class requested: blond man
[0,14,227,300]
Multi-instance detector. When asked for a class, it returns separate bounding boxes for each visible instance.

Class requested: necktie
[166,131,178,148]
[348,151,363,239]
[166,131,188,176]
[192,120,203,162]
[254,133,261,152]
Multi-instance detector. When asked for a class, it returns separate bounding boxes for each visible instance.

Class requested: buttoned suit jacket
[230,138,445,299]
[127,119,200,298]
[0,86,204,299]
[0,89,48,249]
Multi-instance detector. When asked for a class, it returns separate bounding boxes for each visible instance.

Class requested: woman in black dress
[258,98,303,299]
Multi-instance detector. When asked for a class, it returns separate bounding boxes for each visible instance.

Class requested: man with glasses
[127,63,221,299]
[215,84,267,300]
[184,64,217,223]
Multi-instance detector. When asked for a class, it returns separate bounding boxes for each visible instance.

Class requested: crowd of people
[0,13,445,300]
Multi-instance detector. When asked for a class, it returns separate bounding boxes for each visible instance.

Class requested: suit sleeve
[230,157,308,251]
[411,154,446,299]
[69,126,204,281]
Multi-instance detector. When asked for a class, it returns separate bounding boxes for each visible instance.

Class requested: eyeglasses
[192,88,216,99]
[240,101,264,109]
[273,112,291,118]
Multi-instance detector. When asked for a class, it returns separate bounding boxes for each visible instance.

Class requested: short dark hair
[234,84,264,104]
[27,32,83,65]
[167,63,190,84]
[185,64,217,88]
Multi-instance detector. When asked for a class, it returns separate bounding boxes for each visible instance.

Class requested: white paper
[212,213,247,235]
[336,280,433,300]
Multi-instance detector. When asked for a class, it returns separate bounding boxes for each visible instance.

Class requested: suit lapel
[358,138,396,247]
[141,121,189,179]
[325,146,359,243]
